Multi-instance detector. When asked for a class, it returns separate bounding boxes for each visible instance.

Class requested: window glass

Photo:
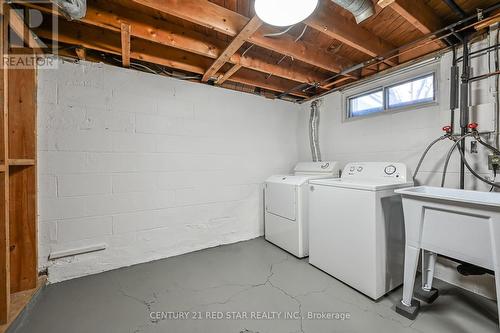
[348,90,383,117]
[387,74,435,109]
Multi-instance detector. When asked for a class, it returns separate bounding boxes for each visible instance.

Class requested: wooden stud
[120,23,131,67]
[217,64,242,84]
[202,15,262,82]
[0,2,10,325]
[7,66,37,293]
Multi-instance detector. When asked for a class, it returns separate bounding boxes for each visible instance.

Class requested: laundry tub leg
[396,245,421,320]
[492,218,500,327]
[415,250,439,303]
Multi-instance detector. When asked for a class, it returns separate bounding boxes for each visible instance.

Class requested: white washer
[265,162,340,258]
[308,162,413,300]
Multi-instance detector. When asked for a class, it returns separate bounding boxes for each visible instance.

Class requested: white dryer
[265,162,340,258]
[308,162,413,300]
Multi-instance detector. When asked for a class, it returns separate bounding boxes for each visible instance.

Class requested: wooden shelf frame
[0,3,39,328]
[8,159,35,167]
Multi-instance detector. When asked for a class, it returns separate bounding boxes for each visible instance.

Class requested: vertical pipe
[450,46,459,133]
[309,101,322,162]
[460,37,470,189]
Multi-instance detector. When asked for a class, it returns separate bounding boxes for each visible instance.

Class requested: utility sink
[394,186,500,325]
[397,186,500,208]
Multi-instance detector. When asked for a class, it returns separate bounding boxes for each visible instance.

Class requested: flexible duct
[54,0,87,20]
[309,101,322,162]
[331,0,374,24]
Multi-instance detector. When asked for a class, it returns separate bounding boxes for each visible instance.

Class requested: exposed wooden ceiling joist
[34,18,310,98]
[23,1,330,86]
[130,0,354,74]
[120,22,131,67]
[304,2,397,66]
[382,0,443,34]
[202,15,262,82]
[218,64,242,85]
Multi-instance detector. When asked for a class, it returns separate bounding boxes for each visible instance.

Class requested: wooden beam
[218,64,242,84]
[23,1,331,85]
[385,0,443,35]
[120,23,131,67]
[249,27,353,74]
[226,69,312,98]
[377,0,395,8]
[202,15,262,82]
[323,76,355,89]
[130,0,244,36]
[304,1,397,65]
[475,11,500,31]
[34,19,308,98]
[130,0,354,74]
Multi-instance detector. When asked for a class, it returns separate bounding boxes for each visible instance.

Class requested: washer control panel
[342,162,408,182]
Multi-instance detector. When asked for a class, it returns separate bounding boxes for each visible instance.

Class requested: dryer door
[265,182,297,221]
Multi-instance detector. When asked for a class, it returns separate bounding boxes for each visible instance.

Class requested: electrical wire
[263,25,295,38]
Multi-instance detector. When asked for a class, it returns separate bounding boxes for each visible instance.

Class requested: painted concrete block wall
[38,59,300,282]
[297,40,499,299]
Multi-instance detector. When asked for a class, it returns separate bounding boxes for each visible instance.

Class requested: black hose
[476,136,500,155]
[457,148,500,189]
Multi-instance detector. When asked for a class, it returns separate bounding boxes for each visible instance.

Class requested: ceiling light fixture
[255,0,319,27]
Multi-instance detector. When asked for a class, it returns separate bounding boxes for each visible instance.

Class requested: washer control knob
[349,166,355,172]
[385,165,397,175]
[357,166,363,172]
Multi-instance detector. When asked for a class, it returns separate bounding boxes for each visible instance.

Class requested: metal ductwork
[309,101,322,162]
[53,0,87,20]
[331,0,374,24]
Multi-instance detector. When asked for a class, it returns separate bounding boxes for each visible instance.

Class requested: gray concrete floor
[12,238,499,333]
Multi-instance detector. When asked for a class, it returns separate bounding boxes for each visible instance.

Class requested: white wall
[297,40,499,299]
[38,59,300,282]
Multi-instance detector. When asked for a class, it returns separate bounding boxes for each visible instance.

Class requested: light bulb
[255,0,319,27]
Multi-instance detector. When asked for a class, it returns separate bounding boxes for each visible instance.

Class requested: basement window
[346,72,436,119]
[386,74,435,110]
[348,90,384,117]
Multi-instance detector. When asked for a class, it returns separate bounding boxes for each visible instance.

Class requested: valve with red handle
[468,122,478,131]
[442,126,452,134]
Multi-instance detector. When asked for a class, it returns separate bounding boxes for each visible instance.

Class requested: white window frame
[343,60,440,121]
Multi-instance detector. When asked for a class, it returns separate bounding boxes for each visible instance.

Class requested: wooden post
[0,2,10,324]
